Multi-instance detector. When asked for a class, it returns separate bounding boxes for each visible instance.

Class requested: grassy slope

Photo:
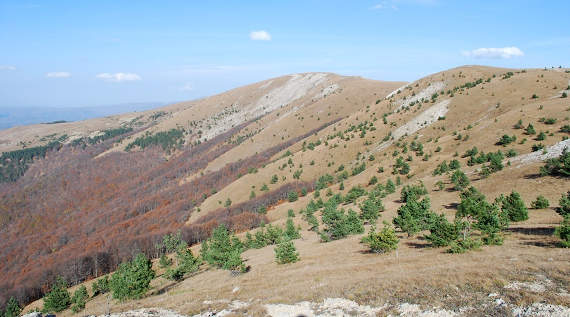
[22,66,570,315]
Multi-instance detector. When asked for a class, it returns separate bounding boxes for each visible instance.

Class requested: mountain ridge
[1,65,569,316]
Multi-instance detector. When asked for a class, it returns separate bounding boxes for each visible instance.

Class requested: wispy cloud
[96,73,141,82]
[0,65,16,71]
[249,30,271,41]
[46,72,71,78]
[462,47,524,59]
[179,83,193,92]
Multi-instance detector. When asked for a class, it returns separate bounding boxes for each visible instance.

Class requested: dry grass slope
[8,66,570,316]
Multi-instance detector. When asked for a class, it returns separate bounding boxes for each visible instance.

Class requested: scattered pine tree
[274,241,299,264]
[540,147,570,177]
[201,225,246,272]
[92,276,110,297]
[71,285,88,313]
[42,276,71,313]
[501,191,529,222]
[425,214,459,247]
[555,216,570,248]
[531,195,550,209]
[450,170,470,191]
[362,223,399,253]
[3,297,21,317]
[109,253,155,300]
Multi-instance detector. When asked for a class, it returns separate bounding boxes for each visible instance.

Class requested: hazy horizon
[0,102,168,130]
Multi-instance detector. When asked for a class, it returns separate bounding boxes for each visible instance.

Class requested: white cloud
[96,72,141,82]
[179,83,193,91]
[0,65,16,71]
[46,72,71,78]
[462,47,524,59]
[249,30,271,41]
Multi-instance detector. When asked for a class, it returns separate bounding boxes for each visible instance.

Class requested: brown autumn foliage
[0,118,338,309]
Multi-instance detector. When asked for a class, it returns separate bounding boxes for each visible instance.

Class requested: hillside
[0,73,404,306]
[1,66,570,316]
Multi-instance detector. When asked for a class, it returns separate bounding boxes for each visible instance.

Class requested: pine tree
[176,246,201,275]
[400,182,428,202]
[346,209,364,234]
[425,214,459,247]
[3,297,21,317]
[43,276,71,313]
[71,285,88,313]
[165,245,201,282]
[450,169,470,191]
[455,187,509,249]
[265,224,284,245]
[531,195,550,209]
[476,203,508,245]
[251,228,269,248]
[557,191,570,217]
[109,253,155,300]
[201,224,246,272]
[393,197,433,237]
[321,204,363,241]
[159,254,172,268]
[449,159,461,170]
[363,223,399,253]
[274,241,300,264]
[157,230,185,255]
[489,154,504,172]
[270,174,278,184]
[540,148,570,177]
[502,191,529,222]
[92,276,110,297]
[307,213,319,232]
[555,216,570,248]
[554,192,570,248]
[288,191,299,202]
[359,197,383,223]
[284,218,301,240]
[385,179,396,193]
[164,267,184,281]
[525,123,536,135]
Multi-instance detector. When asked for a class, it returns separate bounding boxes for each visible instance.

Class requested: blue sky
[0,0,568,108]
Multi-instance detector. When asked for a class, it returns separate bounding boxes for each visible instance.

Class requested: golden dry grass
[26,203,568,316]
[19,65,570,315]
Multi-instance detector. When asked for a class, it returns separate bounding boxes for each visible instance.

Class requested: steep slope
[4,66,570,316]
[0,73,404,309]
[189,66,570,225]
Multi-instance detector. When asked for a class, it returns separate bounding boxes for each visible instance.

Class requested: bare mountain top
[0,73,403,154]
